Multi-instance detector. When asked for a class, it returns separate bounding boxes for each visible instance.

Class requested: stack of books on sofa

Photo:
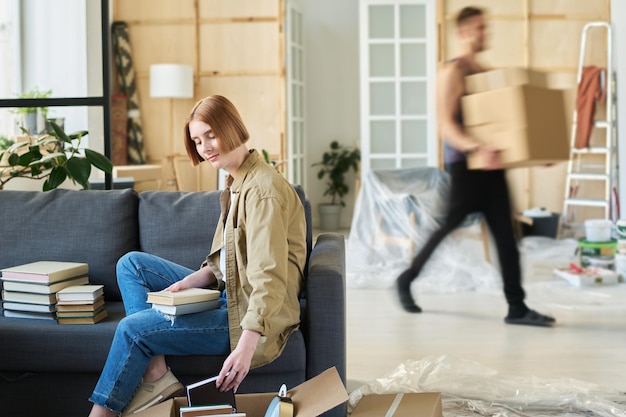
[0,261,89,320]
[56,284,108,324]
[147,288,221,316]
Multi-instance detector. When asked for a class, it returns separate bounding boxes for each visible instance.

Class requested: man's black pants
[405,160,525,306]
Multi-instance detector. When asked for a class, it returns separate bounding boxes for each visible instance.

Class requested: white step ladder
[562,22,618,229]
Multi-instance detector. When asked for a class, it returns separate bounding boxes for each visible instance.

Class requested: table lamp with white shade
[149,63,194,154]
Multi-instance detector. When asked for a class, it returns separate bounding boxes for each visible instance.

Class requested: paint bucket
[584,219,613,242]
[578,239,617,269]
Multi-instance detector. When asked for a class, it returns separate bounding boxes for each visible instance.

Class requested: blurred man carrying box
[462,67,569,169]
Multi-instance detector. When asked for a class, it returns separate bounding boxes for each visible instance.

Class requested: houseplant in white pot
[312,140,360,230]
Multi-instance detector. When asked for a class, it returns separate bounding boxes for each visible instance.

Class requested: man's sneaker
[122,368,184,415]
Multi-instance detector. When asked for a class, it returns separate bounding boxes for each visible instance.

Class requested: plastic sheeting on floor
[518,236,626,312]
[346,167,501,293]
[346,167,626,311]
[348,355,626,417]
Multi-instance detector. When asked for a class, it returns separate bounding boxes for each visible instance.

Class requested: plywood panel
[128,25,196,72]
[479,20,525,67]
[529,163,567,213]
[530,21,608,69]
[446,0,524,16]
[444,20,525,66]
[135,78,196,163]
[197,77,283,156]
[199,22,280,73]
[114,0,195,21]
[529,0,610,16]
[198,161,218,191]
[198,0,279,19]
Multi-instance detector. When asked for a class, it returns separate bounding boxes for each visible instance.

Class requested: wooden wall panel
[134,74,196,161]
[199,22,280,73]
[529,21,608,70]
[444,20,526,66]
[530,0,610,16]
[115,0,195,21]
[113,0,285,191]
[446,0,524,15]
[128,25,196,72]
[197,76,283,156]
[198,0,278,18]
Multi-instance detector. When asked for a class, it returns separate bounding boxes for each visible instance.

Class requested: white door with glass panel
[359,0,437,173]
[287,0,306,189]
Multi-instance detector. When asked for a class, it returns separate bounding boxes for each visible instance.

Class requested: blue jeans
[89,252,230,413]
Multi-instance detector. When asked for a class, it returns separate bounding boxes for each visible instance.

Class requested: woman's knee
[116,311,158,342]
[116,251,155,284]
[117,251,140,272]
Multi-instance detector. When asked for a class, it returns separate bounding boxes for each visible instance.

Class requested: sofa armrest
[305,233,346,385]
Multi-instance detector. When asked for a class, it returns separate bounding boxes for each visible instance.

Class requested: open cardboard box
[462,68,569,170]
[133,367,348,417]
[349,392,442,417]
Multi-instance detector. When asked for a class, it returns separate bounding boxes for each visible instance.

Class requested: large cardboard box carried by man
[462,68,569,170]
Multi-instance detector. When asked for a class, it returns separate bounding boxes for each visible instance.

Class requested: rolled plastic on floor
[348,355,626,417]
[346,167,501,293]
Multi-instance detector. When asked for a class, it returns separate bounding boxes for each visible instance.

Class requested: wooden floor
[312,228,626,412]
[345,282,626,414]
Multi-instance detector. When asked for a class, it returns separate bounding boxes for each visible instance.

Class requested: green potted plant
[0,121,113,191]
[11,87,52,134]
[312,140,360,230]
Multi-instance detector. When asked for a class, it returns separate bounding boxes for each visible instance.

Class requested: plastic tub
[585,219,613,242]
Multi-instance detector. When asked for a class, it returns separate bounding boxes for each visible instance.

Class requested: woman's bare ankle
[142,355,168,383]
[88,404,118,417]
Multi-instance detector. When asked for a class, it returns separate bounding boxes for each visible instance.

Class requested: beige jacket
[203,150,306,368]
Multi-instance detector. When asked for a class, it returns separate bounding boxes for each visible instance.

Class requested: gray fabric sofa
[0,187,346,416]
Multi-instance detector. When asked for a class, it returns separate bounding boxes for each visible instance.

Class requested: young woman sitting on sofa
[88,95,307,416]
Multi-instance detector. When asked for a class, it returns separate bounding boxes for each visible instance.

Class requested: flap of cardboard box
[286,367,349,417]
[350,392,442,417]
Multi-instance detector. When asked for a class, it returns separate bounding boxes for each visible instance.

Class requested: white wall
[612,0,626,218]
[302,0,361,229]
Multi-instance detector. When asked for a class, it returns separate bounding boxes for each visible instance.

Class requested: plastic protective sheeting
[520,237,578,281]
[519,237,626,312]
[346,167,501,293]
[348,355,626,417]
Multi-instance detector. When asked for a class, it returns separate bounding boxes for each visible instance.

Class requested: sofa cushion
[138,191,221,269]
[0,189,139,301]
[0,302,124,372]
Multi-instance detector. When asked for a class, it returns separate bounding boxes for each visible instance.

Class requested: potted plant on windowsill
[312,140,360,231]
[11,87,52,135]
[0,121,113,191]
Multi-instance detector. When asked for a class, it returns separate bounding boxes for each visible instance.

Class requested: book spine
[1,272,50,282]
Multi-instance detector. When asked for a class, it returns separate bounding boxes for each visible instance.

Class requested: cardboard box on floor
[132,367,348,417]
[462,68,569,170]
[350,392,442,417]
